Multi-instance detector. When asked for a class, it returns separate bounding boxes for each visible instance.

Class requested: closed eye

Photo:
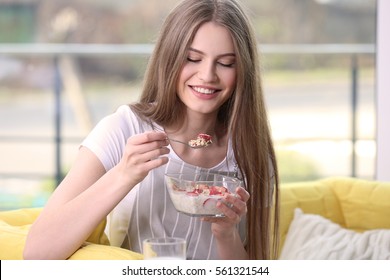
[218,62,235,68]
[187,57,201,63]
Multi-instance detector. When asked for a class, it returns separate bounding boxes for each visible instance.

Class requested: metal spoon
[154,127,212,149]
[167,137,211,149]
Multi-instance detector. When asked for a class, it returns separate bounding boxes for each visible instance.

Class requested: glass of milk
[143,237,186,260]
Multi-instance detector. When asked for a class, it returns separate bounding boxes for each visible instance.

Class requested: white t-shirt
[81,105,246,259]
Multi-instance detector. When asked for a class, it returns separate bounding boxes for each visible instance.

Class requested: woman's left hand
[202,186,250,240]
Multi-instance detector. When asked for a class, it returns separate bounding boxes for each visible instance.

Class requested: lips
[191,86,219,95]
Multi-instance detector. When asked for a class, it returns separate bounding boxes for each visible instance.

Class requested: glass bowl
[165,173,241,217]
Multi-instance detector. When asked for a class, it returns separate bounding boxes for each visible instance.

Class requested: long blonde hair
[131,0,279,260]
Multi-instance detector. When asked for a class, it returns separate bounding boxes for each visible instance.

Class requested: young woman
[24,0,279,260]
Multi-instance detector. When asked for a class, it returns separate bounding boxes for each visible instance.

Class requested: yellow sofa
[278,177,390,259]
[0,208,143,260]
[1,177,389,260]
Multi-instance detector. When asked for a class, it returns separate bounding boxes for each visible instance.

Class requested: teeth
[193,87,216,95]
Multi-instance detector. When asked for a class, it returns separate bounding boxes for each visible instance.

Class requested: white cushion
[279,208,390,259]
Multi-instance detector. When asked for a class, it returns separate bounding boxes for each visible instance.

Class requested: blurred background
[0,0,377,210]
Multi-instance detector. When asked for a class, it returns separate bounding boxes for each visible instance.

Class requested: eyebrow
[188,47,236,58]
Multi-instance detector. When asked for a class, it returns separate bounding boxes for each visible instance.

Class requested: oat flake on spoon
[188,133,212,148]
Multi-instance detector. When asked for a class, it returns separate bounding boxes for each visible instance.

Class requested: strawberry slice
[186,188,202,196]
[209,186,228,195]
[186,191,199,196]
[203,198,218,210]
[198,133,212,142]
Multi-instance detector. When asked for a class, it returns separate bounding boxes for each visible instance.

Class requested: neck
[165,112,224,142]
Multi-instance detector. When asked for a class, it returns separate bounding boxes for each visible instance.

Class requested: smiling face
[177,21,237,116]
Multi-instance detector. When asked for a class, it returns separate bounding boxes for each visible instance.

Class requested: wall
[376,0,390,181]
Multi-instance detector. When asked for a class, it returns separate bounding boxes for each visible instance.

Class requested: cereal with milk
[168,183,229,216]
[188,133,212,148]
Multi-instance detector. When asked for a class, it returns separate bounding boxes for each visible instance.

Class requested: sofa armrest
[68,243,143,260]
[279,180,343,247]
[0,208,142,260]
[0,208,42,226]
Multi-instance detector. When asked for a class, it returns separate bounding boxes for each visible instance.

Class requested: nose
[197,61,217,82]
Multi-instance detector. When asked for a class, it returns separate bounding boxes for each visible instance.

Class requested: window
[0,0,377,210]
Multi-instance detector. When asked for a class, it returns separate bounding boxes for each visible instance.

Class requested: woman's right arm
[23,131,169,259]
